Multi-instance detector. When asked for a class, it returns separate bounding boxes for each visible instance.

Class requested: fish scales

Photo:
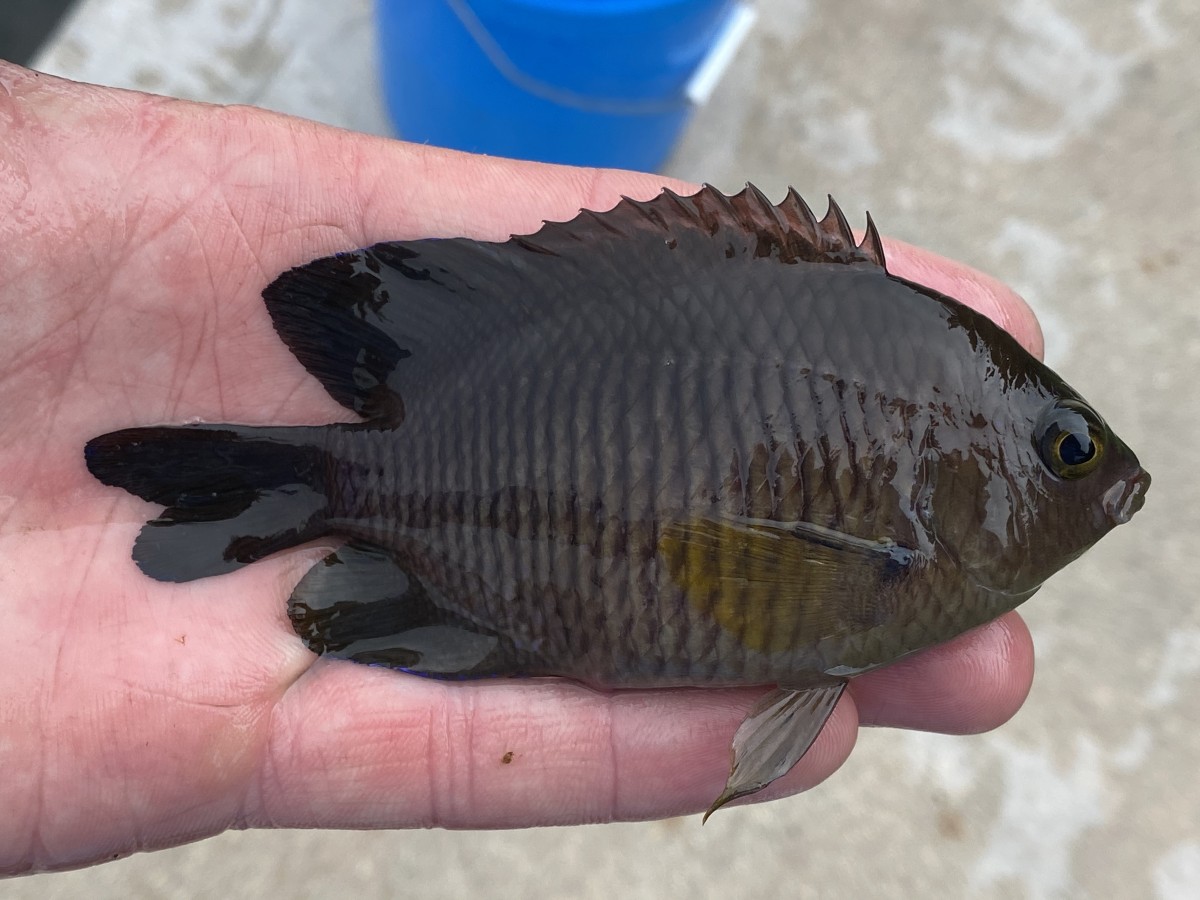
[319,271,965,683]
[85,185,1148,815]
[326,299,890,681]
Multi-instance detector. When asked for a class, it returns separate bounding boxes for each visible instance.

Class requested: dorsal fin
[261,185,887,422]
[528,184,887,269]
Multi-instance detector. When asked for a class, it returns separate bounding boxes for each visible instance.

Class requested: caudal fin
[85,424,331,582]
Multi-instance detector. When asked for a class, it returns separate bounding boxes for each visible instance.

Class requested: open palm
[0,61,1037,874]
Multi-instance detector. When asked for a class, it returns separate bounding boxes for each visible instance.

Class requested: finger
[248,663,859,829]
[245,613,1033,829]
[883,239,1044,359]
[0,527,313,874]
[848,612,1035,735]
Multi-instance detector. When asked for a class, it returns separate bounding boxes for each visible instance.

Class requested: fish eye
[1035,400,1105,479]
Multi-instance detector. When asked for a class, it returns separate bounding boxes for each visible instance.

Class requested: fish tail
[85,424,332,582]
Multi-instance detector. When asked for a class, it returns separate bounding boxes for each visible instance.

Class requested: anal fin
[287,541,513,678]
[704,681,847,821]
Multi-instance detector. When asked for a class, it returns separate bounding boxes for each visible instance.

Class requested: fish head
[934,378,1149,599]
[1022,390,1149,558]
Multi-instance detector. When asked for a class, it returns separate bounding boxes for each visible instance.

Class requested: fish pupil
[1059,431,1094,466]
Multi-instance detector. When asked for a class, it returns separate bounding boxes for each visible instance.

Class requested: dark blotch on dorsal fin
[528,184,888,270]
[263,251,410,423]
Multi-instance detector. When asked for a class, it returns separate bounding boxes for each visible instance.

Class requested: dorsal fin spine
[861,212,886,266]
[820,195,855,251]
[659,188,704,230]
[742,183,788,237]
[700,183,740,232]
[782,187,819,235]
[581,208,622,235]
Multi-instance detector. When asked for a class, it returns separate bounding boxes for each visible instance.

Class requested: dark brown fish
[85,186,1149,817]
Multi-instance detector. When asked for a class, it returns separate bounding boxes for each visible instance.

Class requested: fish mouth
[1103,469,1151,526]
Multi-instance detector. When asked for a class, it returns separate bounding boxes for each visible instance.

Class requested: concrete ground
[10,0,1198,897]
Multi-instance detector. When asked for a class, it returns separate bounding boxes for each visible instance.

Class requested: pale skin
[0,62,1038,874]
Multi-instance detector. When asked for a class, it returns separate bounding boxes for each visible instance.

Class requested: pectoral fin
[660,515,915,653]
[704,681,847,822]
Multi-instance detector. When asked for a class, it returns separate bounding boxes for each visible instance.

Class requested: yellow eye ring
[1036,400,1106,480]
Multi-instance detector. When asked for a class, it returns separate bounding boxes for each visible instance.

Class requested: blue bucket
[376,0,754,172]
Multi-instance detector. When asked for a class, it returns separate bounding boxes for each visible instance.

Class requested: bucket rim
[441,0,737,113]
[464,0,719,17]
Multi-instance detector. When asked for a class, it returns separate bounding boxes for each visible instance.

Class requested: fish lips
[1102,469,1151,526]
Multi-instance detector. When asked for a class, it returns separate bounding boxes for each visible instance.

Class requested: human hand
[0,61,1037,874]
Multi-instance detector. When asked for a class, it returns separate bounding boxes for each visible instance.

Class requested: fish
[84,185,1149,818]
